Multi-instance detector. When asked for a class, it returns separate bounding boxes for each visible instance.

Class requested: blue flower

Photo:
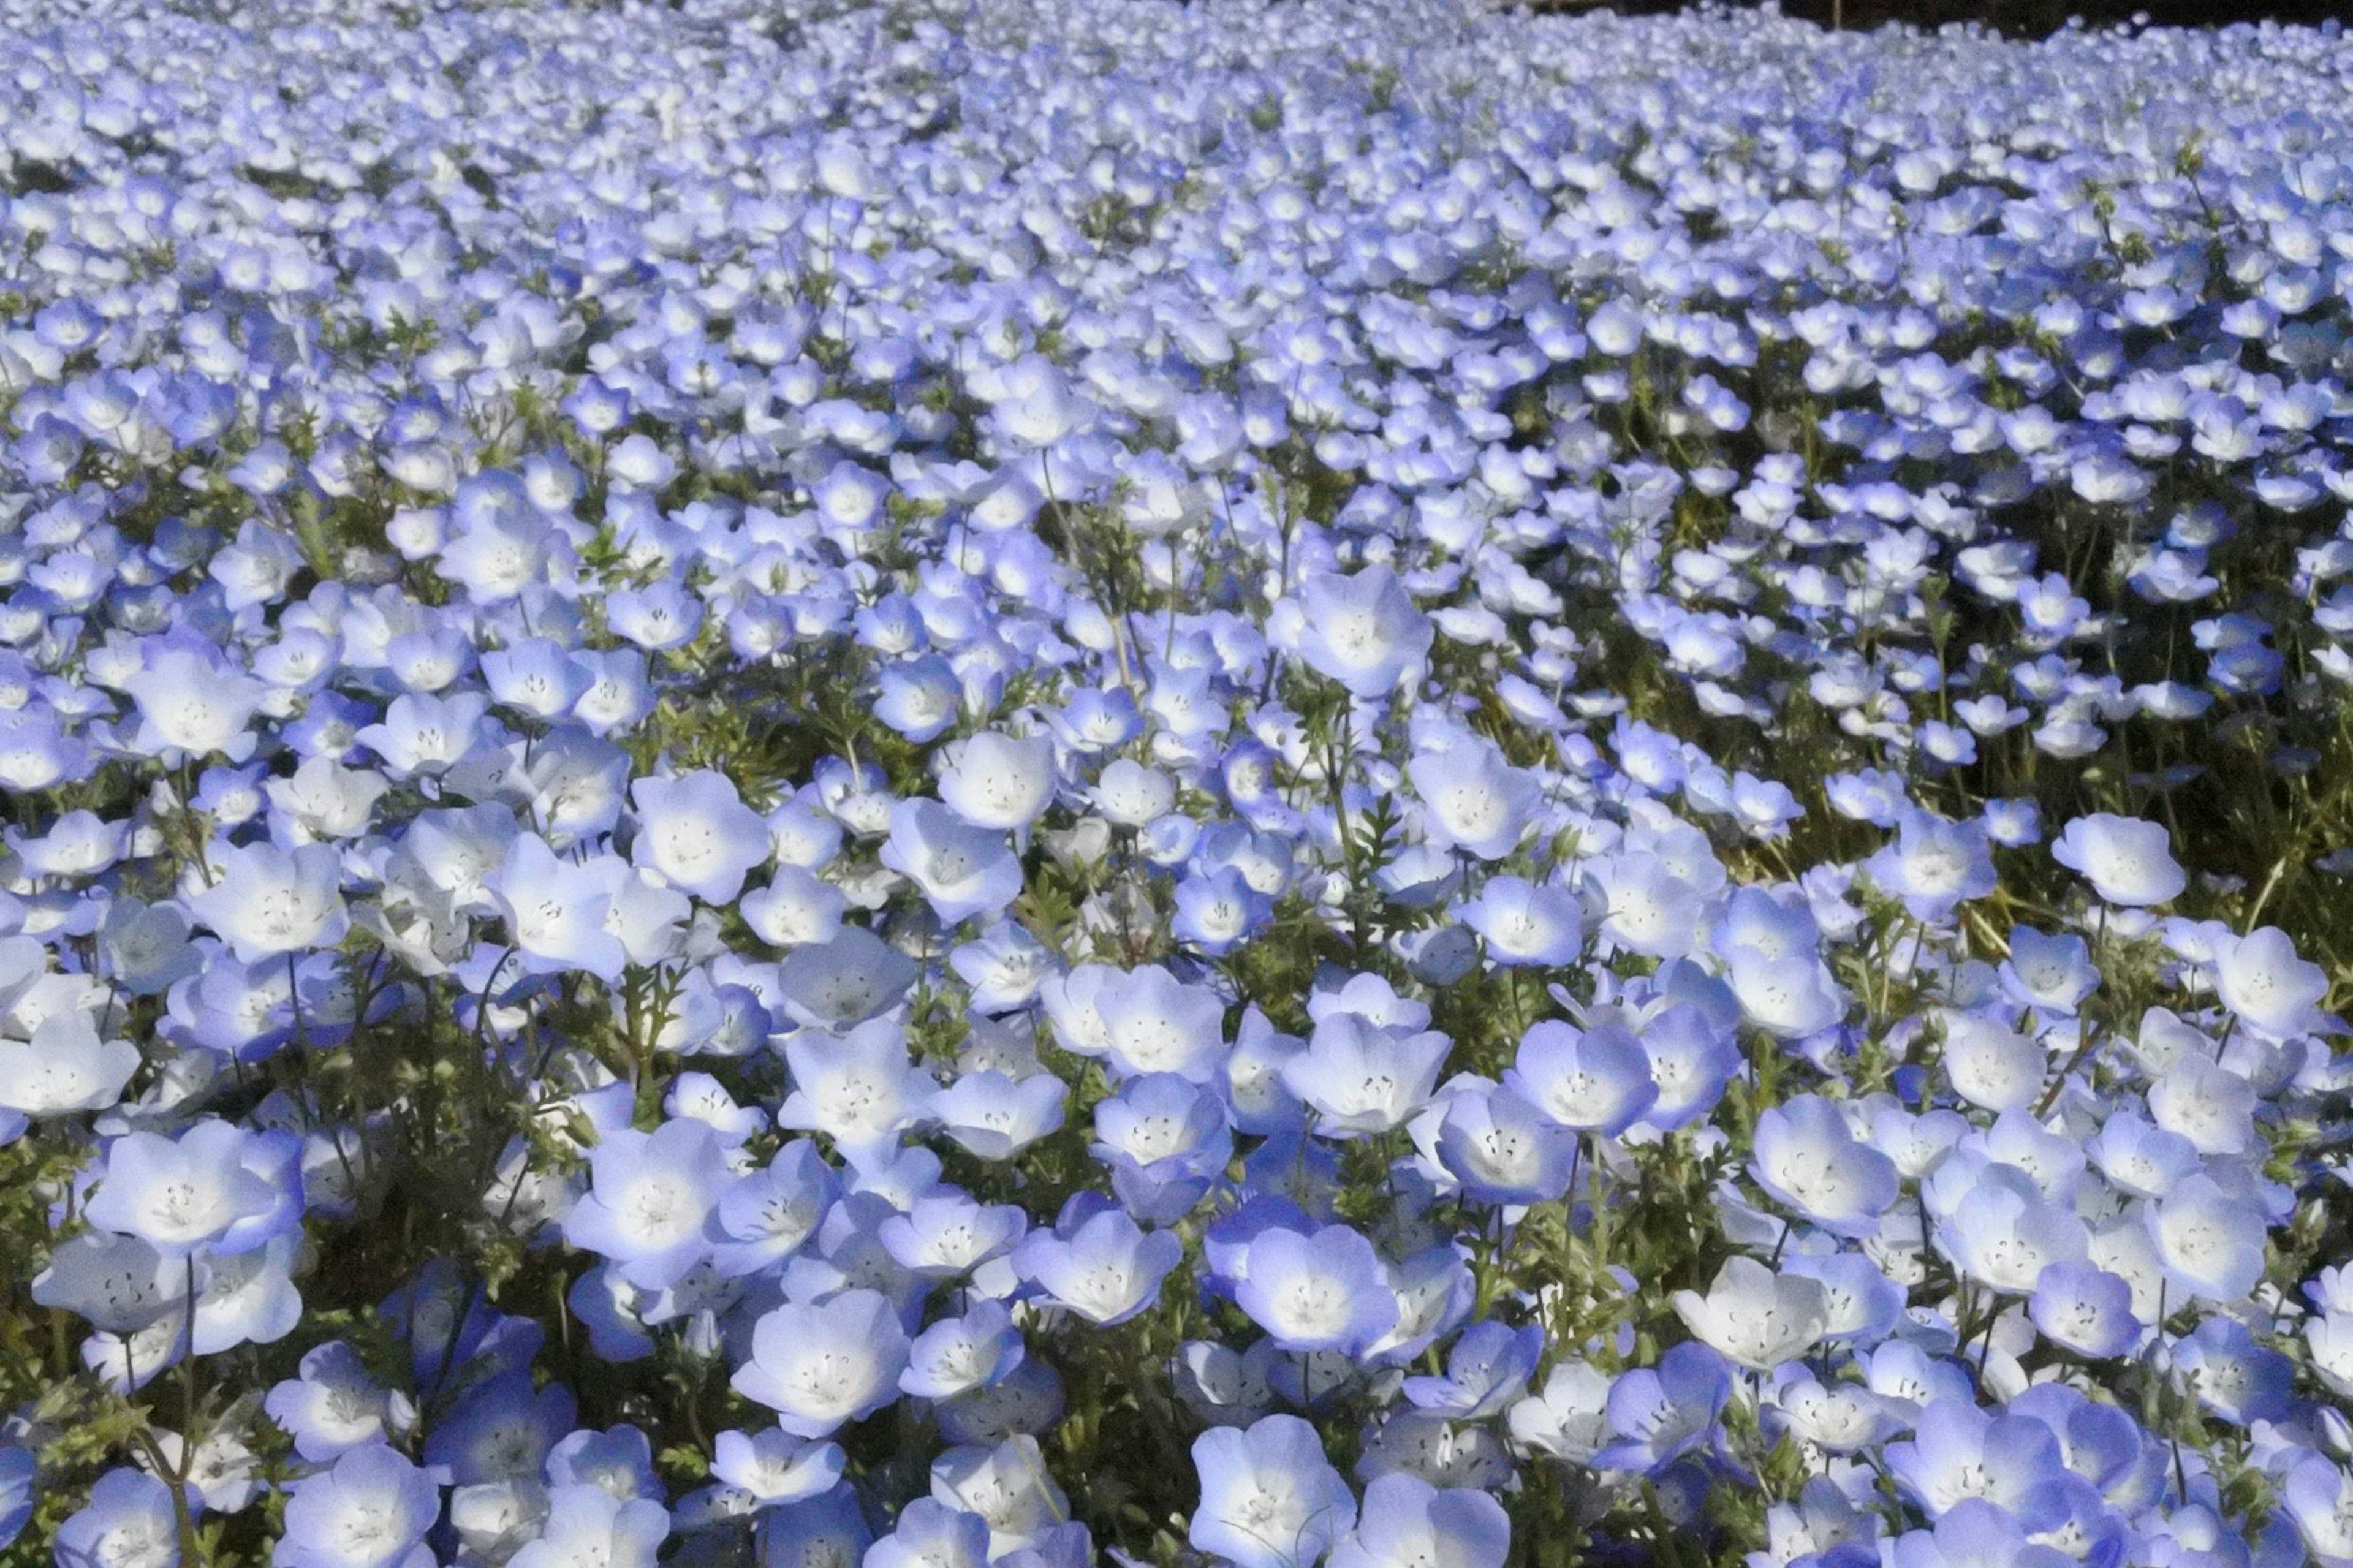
[1189,1414,1357,1568]
[56,1469,180,1568]
[730,1289,910,1438]
[561,1119,733,1290]
[1233,1223,1397,1355]
[0,1449,28,1550]
[275,1444,439,1568]
[1014,1205,1183,1328]
[1885,1400,2063,1520]
[1330,1472,1507,1568]
[1504,1020,1656,1137]
[2028,1263,2142,1360]
[629,770,771,904]
[1594,1342,1731,1475]
[1750,1094,1898,1238]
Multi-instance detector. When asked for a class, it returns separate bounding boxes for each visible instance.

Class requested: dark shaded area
[1534,0,2346,38]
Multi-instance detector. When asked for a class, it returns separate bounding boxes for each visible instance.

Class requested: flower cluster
[1,1,2351,1567]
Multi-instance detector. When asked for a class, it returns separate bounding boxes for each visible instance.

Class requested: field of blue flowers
[2,0,2353,1563]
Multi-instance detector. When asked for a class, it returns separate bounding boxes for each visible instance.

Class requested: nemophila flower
[2308,1312,2353,1399]
[762,1482,881,1568]
[509,1484,668,1568]
[56,1468,178,1568]
[572,648,655,737]
[2029,1262,2142,1358]
[1330,1472,1509,1568]
[0,1010,140,1119]
[1226,1011,1310,1137]
[1999,927,2098,1016]
[2087,1110,2201,1199]
[510,728,631,847]
[1590,851,1707,959]
[1765,1366,1905,1456]
[1045,685,1141,754]
[265,1341,416,1463]
[1635,1004,1743,1131]
[1457,876,1583,967]
[1863,809,1995,923]
[931,1069,1069,1161]
[2146,1054,2257,1158]
[353,691,487,778]
[1400,1320,1542,1422]
[425,1369,577,1484]
[732,1288,910,1437]
[1408,737,1538,861]
[901,1300,1026,1401]
[482,638,592,719]
[947,922,1055,1015]
[2282,1455,2353,1566]
[775,926,917,1031]
[1938,1013,2047,1115]
[875,655,966,743]
[1594,1342,1732,1475]
[1975,1113,2088,1202]
[1235,1224,1398,1355]
[0,1447,29,1551]
[1749,1094,1897,1238]
[1013,1206,1182,1327]
[187,841,348,963]
[193,1231,303,1352]
[1505,1020,1656,1137]
[1172,866,1274,956]
[483,833,627,982]
[98,900,202,997]
[629,770,770,904]
[1283,1012,1452,1137]
[1723,942,1844,1040]
[563,1118,733,1290]
[879,1189,1027,1280]
[1671,1256,1830,1371]
[866,1499,989,1568]
[1749,1478,1880,1568]
[2170,1315,2295,1427]
[2208,925,2328,1039]
[1727,772,1805,841]
[2051,814,2185,906]
[1176,1338,1285,1430]
[2148,1174,2267,1303]
[1506,1360,1613,1464]
[1434,1080,1579,1205]
[1885,1400,2063,1519]
[1090,758,1177,827]
[1934,1166,2088,1296]
[123,641,265,761]
[1888,1499,2076,1568]
[1093,1072,1230,1191]
[929,1434,1071,1559]
[86,1119,282,1259]
[704,1140,837,1281]
[1777,1250,1902,1345]
[778,1019,932,1157]
[275,1444,440,1568]
[1093,966,1228,1083]
[1284,566,1431,699]
[665,1070,766,1148]
[882,798,1022,925]
[31,1230,197,1337]
[938,730,1057,830]
[1189,1414,1357,1568]
[708,1426,844,1509]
